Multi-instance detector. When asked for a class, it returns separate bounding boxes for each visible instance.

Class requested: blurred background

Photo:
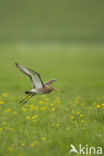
[1,1,104,155]
[0,0,104,97]
[0,0,104,43]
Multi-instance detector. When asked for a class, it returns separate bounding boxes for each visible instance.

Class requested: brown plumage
[38,85,55,94]
[15,63,57,104]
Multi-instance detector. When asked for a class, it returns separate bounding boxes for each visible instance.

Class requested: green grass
[0,0,104,42]
[0,0,104,155]
[0,43,104,156]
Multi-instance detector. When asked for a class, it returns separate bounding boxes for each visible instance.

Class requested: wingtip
[15,62,19,66]
[53,78,56,81]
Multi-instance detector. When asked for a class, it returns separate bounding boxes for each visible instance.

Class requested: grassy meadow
[0,0,104,155]
[0,43,104,156]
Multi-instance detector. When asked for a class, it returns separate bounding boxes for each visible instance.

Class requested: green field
[0,0,104,155]
[0,43,104,156]
[0,0,104,43]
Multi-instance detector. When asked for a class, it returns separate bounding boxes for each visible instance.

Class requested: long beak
[54,88,64,93]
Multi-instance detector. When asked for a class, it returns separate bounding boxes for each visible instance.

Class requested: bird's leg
[22,94,34,105]
[19,94,31,104]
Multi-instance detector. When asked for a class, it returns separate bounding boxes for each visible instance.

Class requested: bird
[15,63,60,104]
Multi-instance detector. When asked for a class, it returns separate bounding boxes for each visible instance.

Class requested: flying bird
[15,63,60,104]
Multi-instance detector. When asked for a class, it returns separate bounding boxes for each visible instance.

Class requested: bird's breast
[42,86,53,94]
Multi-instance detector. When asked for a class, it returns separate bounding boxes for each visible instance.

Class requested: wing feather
[15,63,44,88]
[44,79,56,85]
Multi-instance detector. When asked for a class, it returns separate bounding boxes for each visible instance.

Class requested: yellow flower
[102,104,104,106]
[2,93,8,97]
[33,141,38,144]
[0,101,4,104]
[0,128,2,131]
[8,147,13,151]
[40,106,47,110]
[74,99,78,104]
[35,115,38,117]
[9,128,13,131]
[22,107,27,112]
[80,114,84,118]
[50,103,54,106]
[26,116,30,119]
[72,111,75,114]
[39,101,43,104]
[30,143,34,147]
[56,97,60,101]
[52,107,56,111]
[96,105,100,108]
[30,108,34,111]
[81,102,84,106]
[7,108,11,112]
[56,97,60,103]
[51,123,55,126]
[34,107,39,111]
[57,100,60,104]
[33,120,37,122]
[41,137,46,141]
[21,143,25,146]
[42,94,47,97]
[56,123,60,127]
[3,121,7,125]
[71,116,74,119]
[45,97,48,101]
[30,105,34,109]
[32,116,36,119]
[30,104,34,107]
[4,108,11,112]
[81,120,85,123]
[13,112,17,115]
[77,112,80,115]
[32,115,38,119]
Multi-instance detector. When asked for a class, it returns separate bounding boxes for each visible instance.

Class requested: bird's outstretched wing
[44,79,56,86]
[15,63,44,88]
